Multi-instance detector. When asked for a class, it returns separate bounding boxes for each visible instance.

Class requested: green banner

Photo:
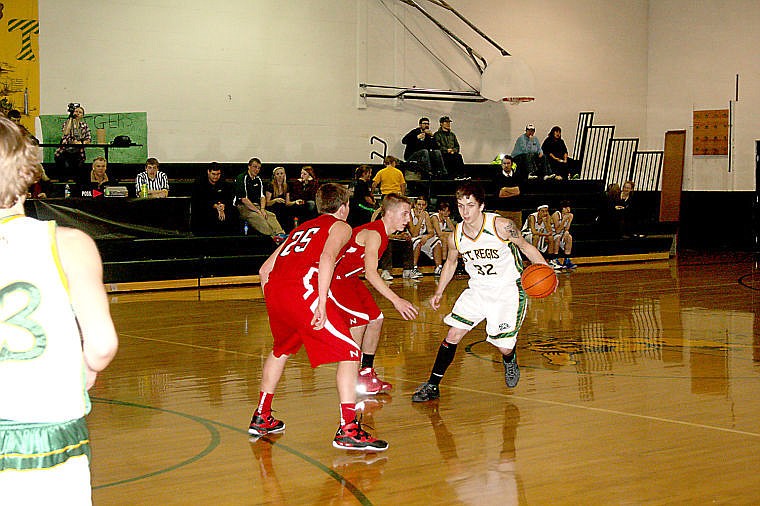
[40,111,148,163]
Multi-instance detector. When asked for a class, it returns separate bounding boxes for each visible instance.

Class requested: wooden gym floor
[89,252,760,505]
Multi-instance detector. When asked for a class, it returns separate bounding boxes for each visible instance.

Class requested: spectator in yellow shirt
[371,156,406,196]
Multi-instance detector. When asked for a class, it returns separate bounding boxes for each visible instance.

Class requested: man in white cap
[511,124,545,180]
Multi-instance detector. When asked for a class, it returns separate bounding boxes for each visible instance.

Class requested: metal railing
[573,111,594,162]
[632,151,664,191]
[369,136,387,163]
[573,112,664,191]
[580,125,615,180]
[604,138,639,187]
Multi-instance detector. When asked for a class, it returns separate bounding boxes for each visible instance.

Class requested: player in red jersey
[248,183,388,451]
[331,193,419,395]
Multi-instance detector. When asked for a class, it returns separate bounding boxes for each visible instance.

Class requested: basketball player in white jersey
[412,181,548,402]
[0,116,118,504]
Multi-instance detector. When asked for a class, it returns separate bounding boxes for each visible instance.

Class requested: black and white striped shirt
[135,170,169,194]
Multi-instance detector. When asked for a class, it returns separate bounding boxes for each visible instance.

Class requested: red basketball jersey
[269,214,341,283]
[334,219,389,279]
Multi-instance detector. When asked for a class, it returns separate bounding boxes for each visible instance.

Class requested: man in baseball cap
[434,116,466,179]
[511,123,545,180]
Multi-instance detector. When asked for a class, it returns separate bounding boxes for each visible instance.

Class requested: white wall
[647,0,759,191]
[39,0,649,167]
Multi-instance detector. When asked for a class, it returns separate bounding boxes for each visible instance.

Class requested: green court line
[90,398,372,506]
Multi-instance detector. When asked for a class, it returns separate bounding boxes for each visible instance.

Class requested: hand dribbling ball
[520,263,558,298]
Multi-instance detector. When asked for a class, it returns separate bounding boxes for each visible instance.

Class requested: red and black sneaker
[248,413,285,436]
[332,419,389,452]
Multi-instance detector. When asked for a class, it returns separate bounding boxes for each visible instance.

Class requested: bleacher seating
[39,160,675,287]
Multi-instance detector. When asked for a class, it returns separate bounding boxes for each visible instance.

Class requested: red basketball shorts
[264,271,360,367]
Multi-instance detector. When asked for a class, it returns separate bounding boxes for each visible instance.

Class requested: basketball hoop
[480,56,536,103]
[502,96,535,106]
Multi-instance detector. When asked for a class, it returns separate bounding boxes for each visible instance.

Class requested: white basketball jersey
[431,212,453,233]
[454,212,523,288]
[0,216,89,423]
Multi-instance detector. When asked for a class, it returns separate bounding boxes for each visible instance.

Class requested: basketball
[521,263,558,298]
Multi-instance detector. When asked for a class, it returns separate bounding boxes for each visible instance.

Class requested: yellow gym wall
[0,0,40,132]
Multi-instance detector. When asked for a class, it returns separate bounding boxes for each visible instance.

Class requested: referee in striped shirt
[135,157,169,198]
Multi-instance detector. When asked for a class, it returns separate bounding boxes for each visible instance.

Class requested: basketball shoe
[248,412,285,436]
[411,382,440,402]
[503,352,520,388]
[333,419,389,451]
[357,367,393,395]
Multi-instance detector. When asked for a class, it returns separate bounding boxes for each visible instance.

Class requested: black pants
[441,152,465,179]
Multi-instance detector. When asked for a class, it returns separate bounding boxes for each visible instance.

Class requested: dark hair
[455,181,485,206]
[248,157,262,166]
[502,154,513,163]
[559,200,571,209]
[301,165,317,182]
[7,110,21,120]
[316,183,350,213]
[146,157,159,167]
[419,117,430,125]
[437,199,451,212]
[354,164,371,180]
[208,162,221,173]
[549,126,562,137]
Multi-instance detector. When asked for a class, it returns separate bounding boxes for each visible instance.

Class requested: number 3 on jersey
[279,227,319,256]
[0,281,46,361]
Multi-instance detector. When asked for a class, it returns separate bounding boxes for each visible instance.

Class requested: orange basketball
[520,263,558,298]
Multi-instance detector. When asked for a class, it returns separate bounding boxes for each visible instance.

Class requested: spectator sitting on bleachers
[430,199,456,266]
[541,126,579,180]
[266,166,296,231]
[409,196,442,277]
[490,154,525,229]
[617,180,640,237]
[289,165,319,221]
[81,156,118,196]
[191,162,237,236]
[512,123,545,180]
[522,204,553,253]
[348,165,376,227]
[600,182,623,238]
[135,157,169,198]
[371,155,406,196]
[234,157,286,240]
[550,200,576,269]
[402,117,444,179]
[434,116,465,179]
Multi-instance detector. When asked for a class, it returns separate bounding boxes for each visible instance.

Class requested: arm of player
[259,242,286,289]
[311,220,352,329]
[56,227,119,390]
[422,212,435,240]
[430,232,459,311]
[496,217,548,266]
[361,230,418,320]
[408,212,422,237]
